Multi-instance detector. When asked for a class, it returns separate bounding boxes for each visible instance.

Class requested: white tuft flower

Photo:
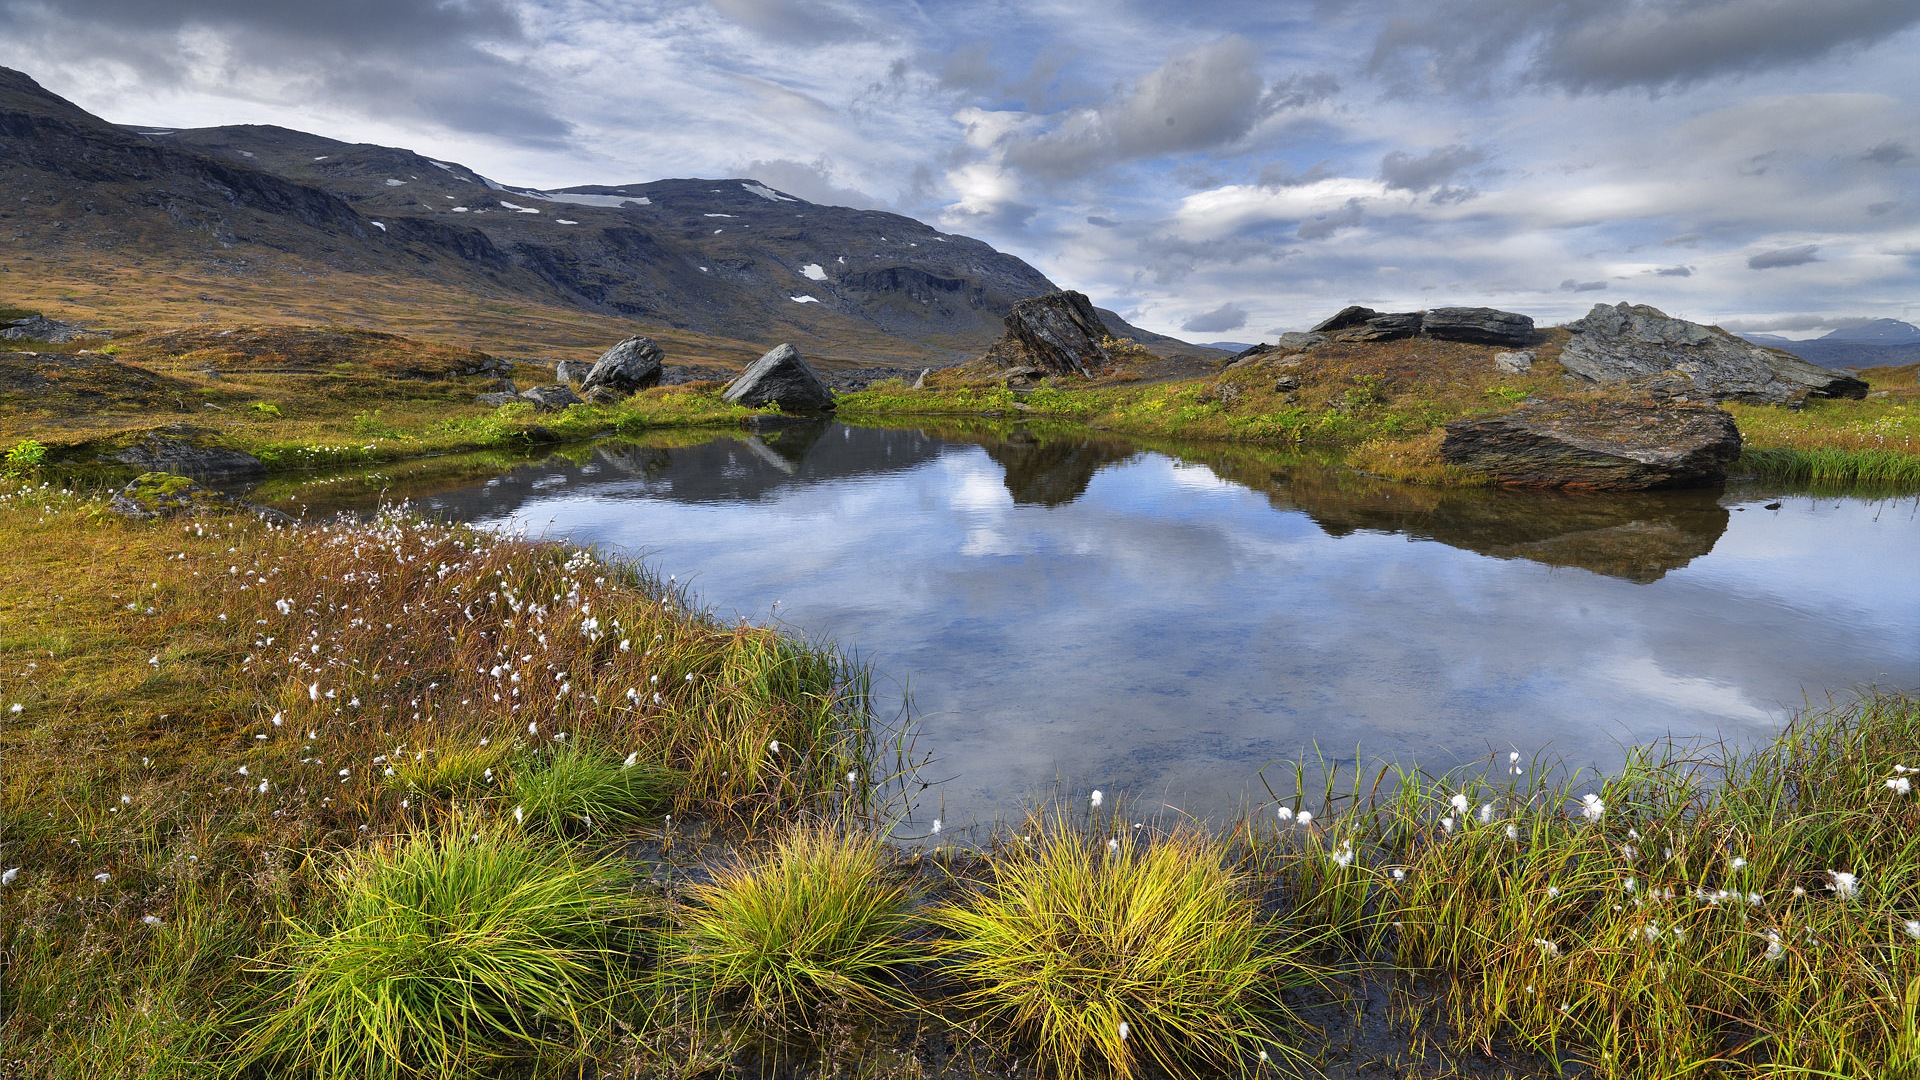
[9,703,21,713]
[257,779,269,794]
[1449,793,1470,814]
[1829,870,1859,900]
[931,819,942,835]
[1904,920,1920,940]
[1533,938,1561,957]
[1391,867,1406,881]
[142,914,162,927]
[513,805,524,823]
[622,751,638,769]
[1730,857,1747,871]
[847,770,859,785]
[769,740,780,754]
[1479,802,1494,824]
[1887,777,1912,795]
[1506,824,1521,842]
[528,721,538,735]
[1764,929,1784,961]
[1090,789,1103,809]
[1108,837,1120,854]
[1547,886,1562,899]
[94,872,111,883]
[1117,1021,1129,1041]
[1296,810,1312,827]
[1276,806,1293,823]
[1440,816,1454,834]
[1580,793,1605,821]
[0,867,18,886]
[308,682,319,701]
[1331,841,1355,868]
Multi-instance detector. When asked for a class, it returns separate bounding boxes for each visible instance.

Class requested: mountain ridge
[0,65,1207,367]
[1740,320,1920,370]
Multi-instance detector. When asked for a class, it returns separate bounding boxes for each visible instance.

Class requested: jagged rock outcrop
[104,431,265,480]
[1560,303,1867,405]
[1312,306,1424,342]
[721,343,835,412]
[1493,351,1535,374]
[999,290,1113,377]
[1441,400,1742,490]
[579,336,664,398]
[1422,307,1535,346]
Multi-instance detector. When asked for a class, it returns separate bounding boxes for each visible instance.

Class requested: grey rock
[912,367,930,390]
[475,391,519,407]
[1230,343,1275,362]
[582,386,624,405]
[1273,374,1301,391]
[519,385,583,411]
[579,336,664,397]
[1,315,104,343]
[1493,350,1535,374]
[721,343,835,412]
[1423,306,1535,346]
[105,432,265,481]
[554,359,589,385]
[1001,290,1113,377]
[1560,303,1867,405]
[109,471,292,524]
[1441,400,1742,490]
[1274,331,1329,351]
[1310,306,1424,342]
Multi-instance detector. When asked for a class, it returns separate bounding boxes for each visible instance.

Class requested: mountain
[1740,320,1920,370]
[0,65,1204,367]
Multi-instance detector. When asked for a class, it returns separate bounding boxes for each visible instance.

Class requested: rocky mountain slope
[0,65,1198,367]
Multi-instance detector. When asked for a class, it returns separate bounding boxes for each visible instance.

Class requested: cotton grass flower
[1887,776,1912,795]
[1764,929,1785,961]
[1089,789,1103,809]
[1276,805,1293,824]
[1331,841,1355,868]
[1829,870,1860,899]
[142,914,162,927]
[1903,920,1920,940]
[0,867,18,886]
[1449,793,1470,815]
[1580,793,1605,821]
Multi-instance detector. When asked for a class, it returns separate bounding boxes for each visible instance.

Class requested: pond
[260,421,1920,834]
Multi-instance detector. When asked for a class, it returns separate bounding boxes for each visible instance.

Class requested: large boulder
[578,335,664,397]
[1310,306,1425,342]
[1440,400,1742,490]
[1560,303,1867,405]
[104,431,265,481]
[1423,306,1535,346]
[1002,290,1113,377]
[1,315,103,344]
[721,343,835,412]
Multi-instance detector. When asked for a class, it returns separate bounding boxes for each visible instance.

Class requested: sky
[4,0,1918,341]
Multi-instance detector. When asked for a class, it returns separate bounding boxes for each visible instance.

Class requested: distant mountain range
[0,65,1206,366]
[1739,320,1920,370]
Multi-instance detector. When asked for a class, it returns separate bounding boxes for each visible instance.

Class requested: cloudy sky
[5,0,1918,340]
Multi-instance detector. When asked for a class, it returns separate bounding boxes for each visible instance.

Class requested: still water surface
[288,422,1920,831]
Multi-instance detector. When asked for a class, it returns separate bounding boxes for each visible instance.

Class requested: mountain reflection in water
[257,421,1920,829]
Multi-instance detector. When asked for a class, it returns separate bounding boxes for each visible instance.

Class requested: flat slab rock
[110,471,292,524]
[1441,400,1742,490]
[104,432,265,481]
[1561,303,1867,405]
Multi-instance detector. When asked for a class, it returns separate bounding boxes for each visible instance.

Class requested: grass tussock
[935,816,1314,1079]
[232,817,646,1080]
[672,825,918,1029]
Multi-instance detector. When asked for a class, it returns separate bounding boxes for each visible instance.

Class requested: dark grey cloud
[1181,302,1250,333]
[1002,36,1272,181]
[1380,144,1486,192]
[1654,265,1693,277]
[1560,278,1609,292]
[1087,215,1122,228]
[1371,0,1920,94]
[1257,161,1336,188]
[0,0,570,142]
[1863,141,1913,165]
[1748,244,1822,269]
[708,0,871,44]
[1297,198,1366,240]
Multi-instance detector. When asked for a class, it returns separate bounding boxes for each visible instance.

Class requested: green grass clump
[233,818,646,1080]
[507,740,680,835]
[934,818,1309,1079]
[672,825,917,1029]
[1738,446,1920,489]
